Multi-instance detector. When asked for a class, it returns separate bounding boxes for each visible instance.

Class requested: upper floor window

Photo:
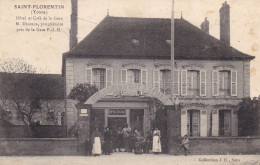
[92,68,106,90]
[181,70,206,96]
[160,70,171,95]
[121,69,147,85]
[128,69,140,84]
[187,70,200,96]
[212,70,237,96]
[85,68,113,90]
[153,69,179,96]
[219,71,231,96]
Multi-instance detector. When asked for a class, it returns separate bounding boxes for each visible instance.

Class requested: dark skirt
[103,140,112,153]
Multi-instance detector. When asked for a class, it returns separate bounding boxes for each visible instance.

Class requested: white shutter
[200,70,206,96]
[181,70,187,96]
[212,70,219,96]
[85,68,92,84]
[106,68,113,87]
[121,69,127,83]
[212,110,219,136]
[153,69,160,91]
[141,69,148,85]
[181,110,187,136]
[231,70,237,96]
[173,70,179,95]
[200,110,207,137]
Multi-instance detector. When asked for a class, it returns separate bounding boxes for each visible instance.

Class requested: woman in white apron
[92,128,102,156]
[152,127,162,153]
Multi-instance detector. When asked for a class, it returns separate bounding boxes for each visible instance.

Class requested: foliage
[238,97,259,136]
[0,58,60,127]
[147,98,167,135]
[68,83,98,103]
[0,58,47,73]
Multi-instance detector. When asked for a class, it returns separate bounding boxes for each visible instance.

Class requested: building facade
[63,1,254,139]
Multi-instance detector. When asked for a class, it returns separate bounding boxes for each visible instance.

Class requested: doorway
[219,110,231,136]
[108,117,127,131]
[187,110,200,137]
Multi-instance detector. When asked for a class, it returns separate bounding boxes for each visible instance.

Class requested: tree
[67,83,98,137]
[238,97,259,136]
[0,58,60,126]
[0,58,37,73]
[67,83,98,103]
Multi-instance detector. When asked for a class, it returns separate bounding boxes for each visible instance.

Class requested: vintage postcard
[0,0,260,165]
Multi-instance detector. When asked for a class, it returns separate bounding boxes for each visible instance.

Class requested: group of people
[86,124,190,156]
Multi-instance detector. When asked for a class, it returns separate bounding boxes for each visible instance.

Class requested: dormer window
[132,39,139,45]
[166,40,171,46]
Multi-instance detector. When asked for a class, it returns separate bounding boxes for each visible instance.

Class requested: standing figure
[152,127,162,153]
[85,137,92,156]
[122,124,131,152]
[144,130,153,154]
[117,127,123,152]
[112,128,118,152]
[103,127,113,155]
[92,128,102,156]
[134,129,143,154]
[180,135,190,156]
[128,129,136,152]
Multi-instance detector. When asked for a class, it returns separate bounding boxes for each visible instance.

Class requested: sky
[0,0,259,97]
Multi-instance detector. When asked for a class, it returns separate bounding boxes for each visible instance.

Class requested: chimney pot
[70,0,78,50]
[219,1,230,45]
[201,17,209,34]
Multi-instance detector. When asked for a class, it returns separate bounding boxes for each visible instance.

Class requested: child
[180,135,189,156]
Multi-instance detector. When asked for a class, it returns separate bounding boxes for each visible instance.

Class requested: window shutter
[181,70,187,95]
[141,69,148,85]
[173,70,179,95]
[153,69,160,91]
[106,68,113,87]
[231,70,237,96]
[212,70,219,96]
[121,69,127,83]
[200,70,206,96]
[85,68,92,84]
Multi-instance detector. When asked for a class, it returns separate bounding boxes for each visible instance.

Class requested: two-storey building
[62,1,254,139]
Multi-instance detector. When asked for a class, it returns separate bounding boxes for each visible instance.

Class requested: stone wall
[0,126,66,138]
[187,137,260,155]
[0,138,77,155]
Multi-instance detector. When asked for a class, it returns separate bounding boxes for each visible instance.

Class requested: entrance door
[187,110,200,137]
[219,110,231,136]
[108,117,127,131]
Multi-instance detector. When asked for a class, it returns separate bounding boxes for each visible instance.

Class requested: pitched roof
[64,16,254,61]
[0,72,64,100]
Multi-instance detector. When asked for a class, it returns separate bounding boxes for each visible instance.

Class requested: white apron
[92,137,102,155]
[152,135,162,153]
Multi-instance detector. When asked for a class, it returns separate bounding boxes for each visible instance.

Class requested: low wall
[188,137,260,155]
[0,125,67,138]
[0,138,78,155]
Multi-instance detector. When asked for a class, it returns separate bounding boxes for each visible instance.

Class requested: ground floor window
[187,110,200,136]
[219,110,231,136]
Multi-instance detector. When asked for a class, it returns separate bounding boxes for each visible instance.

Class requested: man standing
[122,124,131,152]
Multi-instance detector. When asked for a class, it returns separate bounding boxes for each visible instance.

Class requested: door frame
[105,109,130,127]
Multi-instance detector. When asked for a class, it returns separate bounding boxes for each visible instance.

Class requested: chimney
[70,0,78,50]
[219,1,230,45]
[201,17,209,34]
